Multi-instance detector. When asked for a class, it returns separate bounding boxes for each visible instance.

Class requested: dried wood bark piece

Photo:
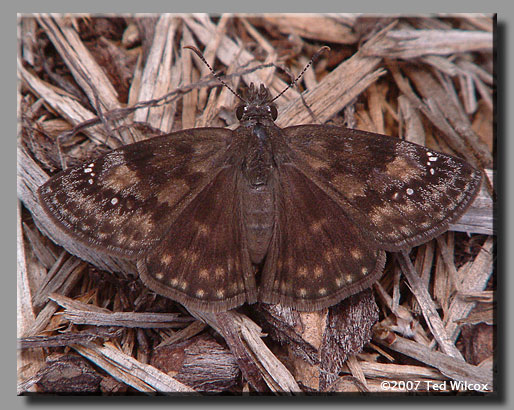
[374,330,492,390]
[191,310,301,394]
[364,28,493,58]
[460,323,494,366]
[445,236,494,341]
[18,60,110,147]
[183,15,298,101]
[18,328,121,349]
[49,293,193,328]
[133,15,181,133]
[35,353,103,393]
[320,290,379,391]
[258,290,379,392]
[74,342,196,394]
[261,15,359,44]
[397,251,465,360]
[151,334,240,393]
[17,202,45,394]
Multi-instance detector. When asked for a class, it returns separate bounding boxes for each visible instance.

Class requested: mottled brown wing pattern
[38,129,234,258]
[259,165,386,311]
[282,125,483,251]
[138,167,256,312]
[37,81,483,314]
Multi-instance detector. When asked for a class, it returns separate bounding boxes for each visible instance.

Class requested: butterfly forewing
[259,165,386,311]
[282,125,483,251]
[38,129,234,258]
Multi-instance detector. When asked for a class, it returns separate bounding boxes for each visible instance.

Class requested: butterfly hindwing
[138,167,257,312]
[281,125,483,251]
[38,129,234,258]
[259,164,386,311]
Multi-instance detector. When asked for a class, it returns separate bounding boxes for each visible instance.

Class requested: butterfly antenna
[184,46,246,103]
[270,46,330,103]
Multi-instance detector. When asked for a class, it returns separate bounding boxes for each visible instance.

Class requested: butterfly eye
[269,104,278,120]
[236,105,246,120]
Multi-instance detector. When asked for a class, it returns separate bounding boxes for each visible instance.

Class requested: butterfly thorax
[236,83,279,264]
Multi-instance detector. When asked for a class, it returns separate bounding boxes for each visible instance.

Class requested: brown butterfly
[38,48,482,312]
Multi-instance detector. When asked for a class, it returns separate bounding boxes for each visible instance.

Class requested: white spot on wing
[111,197,119,205]
[161,254,172,266]
[196,223,209,236]
[298,266,308,277]
[350,248,362,260]
[214,267,224,278]
[406,188,414,195]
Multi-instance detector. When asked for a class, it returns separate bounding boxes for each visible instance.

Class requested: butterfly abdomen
[241,183,275,265]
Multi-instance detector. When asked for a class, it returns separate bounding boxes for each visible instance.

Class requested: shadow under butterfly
[38,46,483,313]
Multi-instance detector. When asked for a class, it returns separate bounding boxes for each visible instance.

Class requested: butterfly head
[236,83,278,123]
[185,45,330,127]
